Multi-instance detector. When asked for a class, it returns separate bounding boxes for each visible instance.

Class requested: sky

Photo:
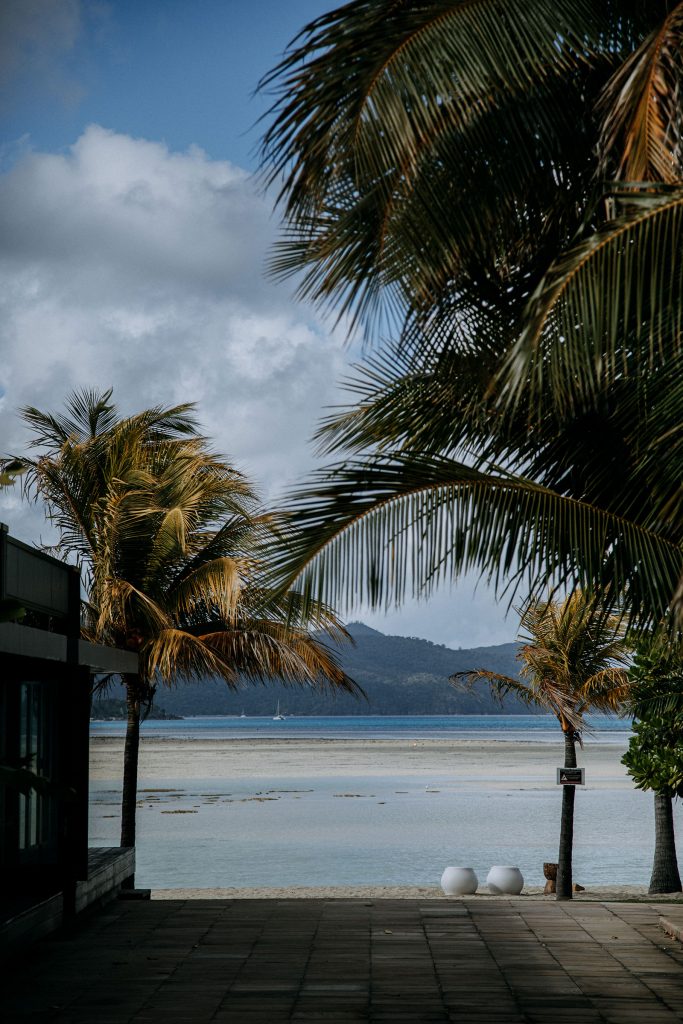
[0,0,515,650]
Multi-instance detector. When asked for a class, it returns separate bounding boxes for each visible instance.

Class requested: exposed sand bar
[90,735,631,788]
[90,735,667,891]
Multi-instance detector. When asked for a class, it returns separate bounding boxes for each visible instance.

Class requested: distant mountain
[103,622,527,717]
[91,698,182,721]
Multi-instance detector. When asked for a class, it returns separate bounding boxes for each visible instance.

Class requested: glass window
[17,682,57,856]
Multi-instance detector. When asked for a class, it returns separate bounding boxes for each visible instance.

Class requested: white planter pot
[486,865,524,895]
[440,866,478,896]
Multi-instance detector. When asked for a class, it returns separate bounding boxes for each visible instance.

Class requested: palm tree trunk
[556,730,577,901]
[120,675,141,860]
[649,792,682,894]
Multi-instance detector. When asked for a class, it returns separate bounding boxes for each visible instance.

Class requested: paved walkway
[5,898,683,1023]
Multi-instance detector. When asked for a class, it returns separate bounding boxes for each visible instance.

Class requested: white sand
[151,885,683,902]
[90,735,632,787]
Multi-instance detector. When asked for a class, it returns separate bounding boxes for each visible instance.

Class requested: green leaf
[504,188,683,410]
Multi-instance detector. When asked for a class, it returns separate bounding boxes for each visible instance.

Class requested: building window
[17,682,57,859]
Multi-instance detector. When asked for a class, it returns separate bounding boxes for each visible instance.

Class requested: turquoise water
[90,713,631,743]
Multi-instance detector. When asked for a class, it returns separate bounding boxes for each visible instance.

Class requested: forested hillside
[97,622,526,717]
[90,698,182,721]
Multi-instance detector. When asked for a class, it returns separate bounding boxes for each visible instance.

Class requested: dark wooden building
[0,525,137,952]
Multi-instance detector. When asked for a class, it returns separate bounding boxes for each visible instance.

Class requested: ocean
[89,715,671,890]
[89,712,631,743]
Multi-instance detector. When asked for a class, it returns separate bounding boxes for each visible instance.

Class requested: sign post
[556,767,585,786]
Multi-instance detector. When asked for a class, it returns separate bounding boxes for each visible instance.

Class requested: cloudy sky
[0,0,515,649]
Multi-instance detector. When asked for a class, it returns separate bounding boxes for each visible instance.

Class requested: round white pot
[440,866,478,896]
[486,866,524,895]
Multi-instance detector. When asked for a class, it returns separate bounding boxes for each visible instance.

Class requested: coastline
[89,734,663,890]
[151,884,683,902]
[90,735,632,785]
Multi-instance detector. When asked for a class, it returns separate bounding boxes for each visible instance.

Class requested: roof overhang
[0,622,138,675]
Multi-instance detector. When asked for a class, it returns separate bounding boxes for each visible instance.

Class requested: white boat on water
[239,710,246,718]
[273,701,285,721]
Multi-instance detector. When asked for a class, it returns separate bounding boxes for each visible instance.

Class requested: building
[0,525,137,953]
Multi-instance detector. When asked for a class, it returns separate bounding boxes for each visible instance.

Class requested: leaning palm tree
[452,592,631,900]
[21,390,357,853]
[258,1,683,631]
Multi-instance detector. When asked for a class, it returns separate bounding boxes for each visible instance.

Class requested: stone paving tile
[4,898,683,1022]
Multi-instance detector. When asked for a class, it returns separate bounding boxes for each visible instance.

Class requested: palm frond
[169,513,272,589]
[96,579,170,643]
[21,388,116,446]
[260,1,662,330]
[504,187,683,409]
[451,669,537,707]
[262,0,639,211]
[628,687,683,719]
[270,454,682,631]
[598,4,683,183]
[143,628,240,687]
[315,343,498,459]
[167,556,244,625]
[451,666,582,730]
[579,667,631,709]
[200,620,359,694]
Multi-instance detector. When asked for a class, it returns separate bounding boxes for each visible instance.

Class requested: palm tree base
[649,793,682,894]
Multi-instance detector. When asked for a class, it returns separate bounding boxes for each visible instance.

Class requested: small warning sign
[556,767,585,786]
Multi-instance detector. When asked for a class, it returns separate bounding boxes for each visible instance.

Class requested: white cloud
[0,125,347,527]
[0,124,514,648]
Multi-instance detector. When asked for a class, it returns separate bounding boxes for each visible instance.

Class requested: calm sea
[89,712,631,743]
[90,715,671,891]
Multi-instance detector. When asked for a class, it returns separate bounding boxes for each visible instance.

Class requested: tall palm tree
[257,2,683,630]
[21,390,357,853]
[452,592,631,900]
[622,637,683,893]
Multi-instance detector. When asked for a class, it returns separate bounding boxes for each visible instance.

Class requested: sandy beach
[151,885,683,902]
[90,734,633,787]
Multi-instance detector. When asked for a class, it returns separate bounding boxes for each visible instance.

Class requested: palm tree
[622,637,683,893]
[261,2,680,343]
[452,592,631,899]
[21,390,357,854]
[257,2,683,631]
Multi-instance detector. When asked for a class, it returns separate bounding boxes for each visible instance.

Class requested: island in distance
[94,622,528,719]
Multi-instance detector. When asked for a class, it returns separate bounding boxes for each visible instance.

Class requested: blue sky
[0,0,514,649]
[2,1,336,169]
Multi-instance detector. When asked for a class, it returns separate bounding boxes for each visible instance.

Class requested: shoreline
[89,735,655,890]
[90,737,626,745]
[151,884,683,902]
[90,734,632,784]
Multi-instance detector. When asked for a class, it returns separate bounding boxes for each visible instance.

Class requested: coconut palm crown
[21,389,357,849]
[451,592,631,735]
[258,0,683,630]
[453,591,631,899]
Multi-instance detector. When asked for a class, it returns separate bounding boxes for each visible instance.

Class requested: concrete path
[4,898,683,1023]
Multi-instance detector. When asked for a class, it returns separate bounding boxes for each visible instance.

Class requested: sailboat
[239,709,246,718]
[272,700,285,721]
